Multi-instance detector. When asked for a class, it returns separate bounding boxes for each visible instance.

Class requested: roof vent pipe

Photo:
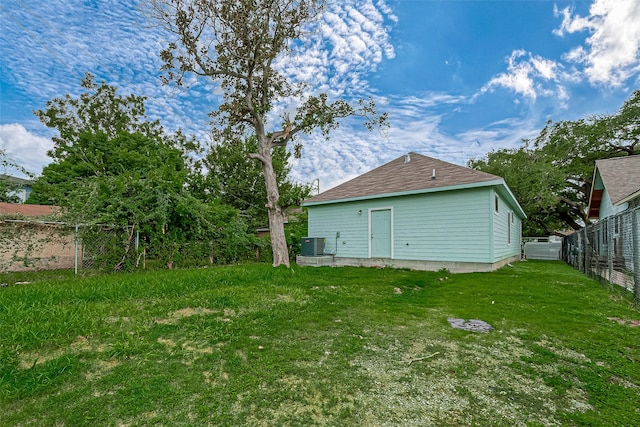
[404,153,411,163]
[432,169,436,180]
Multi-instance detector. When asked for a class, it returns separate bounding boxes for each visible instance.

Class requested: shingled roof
[595,156,640,205]
[587,156,640,218]
[0,202,61,218]
[304,152,503,205]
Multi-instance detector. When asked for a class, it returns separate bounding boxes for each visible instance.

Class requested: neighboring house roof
[304,152,526,217]
[0,202,60,218]
[0,174,32,186]
[587,155,640,219]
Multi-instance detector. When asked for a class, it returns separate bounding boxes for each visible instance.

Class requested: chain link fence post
[74,223,79,275]
[607,216,614,283]
[633,208,640,305]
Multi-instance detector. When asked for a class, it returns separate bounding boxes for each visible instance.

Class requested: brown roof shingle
[0,202,61,218]
[304,152,502,204]
[594,155,640,205]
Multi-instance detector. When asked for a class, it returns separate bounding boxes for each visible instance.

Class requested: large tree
[29,73,199,205]
[470,90,640,236]
[150,0,386,266]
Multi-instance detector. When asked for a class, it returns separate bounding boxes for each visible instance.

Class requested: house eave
[586,168,601,219]
[304,179,526,219]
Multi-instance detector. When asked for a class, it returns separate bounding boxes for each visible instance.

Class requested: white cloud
[484,52,538,99]
[277,0,396,97]
[0,124,53,177]
[482,0,640,104]
[554,0,640,86]
[479,50,570,107]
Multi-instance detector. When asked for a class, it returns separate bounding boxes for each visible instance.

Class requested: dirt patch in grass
[86,359,120,382]
[18,348,64,369]
[182,341,214,355]
[535,337,592,363]
[155,307,217,325]
[157,337,177,348]
[607,316,640,327]
[18,335,104,369]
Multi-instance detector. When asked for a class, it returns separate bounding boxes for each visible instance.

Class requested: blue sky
[1,0,639,191]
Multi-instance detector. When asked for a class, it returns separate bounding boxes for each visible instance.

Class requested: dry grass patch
[154,306,217,325]
[348,329,592,427]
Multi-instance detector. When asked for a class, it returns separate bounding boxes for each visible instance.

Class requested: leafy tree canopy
[28,76,255,269]
[35,73,163,153]
[29,73,199,205]
[470,90,640,236]
[192,136,311,230]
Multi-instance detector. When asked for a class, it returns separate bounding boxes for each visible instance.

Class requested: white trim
[368,206,394,259]
[616,189,640,206]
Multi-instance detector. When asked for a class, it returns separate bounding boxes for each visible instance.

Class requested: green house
[587,156,640,221]
[299,153,526,272]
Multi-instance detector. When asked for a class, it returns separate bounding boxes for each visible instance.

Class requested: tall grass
[1,261,639,426]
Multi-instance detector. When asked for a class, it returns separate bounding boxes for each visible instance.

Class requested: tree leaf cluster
[470,90,640,236]
[191,136,311,230]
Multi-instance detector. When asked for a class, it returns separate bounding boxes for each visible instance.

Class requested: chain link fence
[0,221,129,274]
[563,205,640,304]
[1,220,265,274]
[0,220,75,272]
[75,225,138,273]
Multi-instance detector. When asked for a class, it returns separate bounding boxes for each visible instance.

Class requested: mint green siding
[492,189,523,262]
[599,187,628,219]
[307,187,515,263]
[307,203,372,258]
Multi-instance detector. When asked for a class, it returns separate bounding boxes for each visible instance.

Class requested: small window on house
[511,211,514,224]
[494,194,499,214]
[507,213,511,245]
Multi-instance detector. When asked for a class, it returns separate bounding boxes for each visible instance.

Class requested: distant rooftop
[594,156,640,205]
[0,202,60,218]
[0,174,32,186]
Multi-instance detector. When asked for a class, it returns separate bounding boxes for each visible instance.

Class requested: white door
[371,209,392,258]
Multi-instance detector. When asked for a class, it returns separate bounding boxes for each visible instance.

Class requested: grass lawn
[1,261,639,426]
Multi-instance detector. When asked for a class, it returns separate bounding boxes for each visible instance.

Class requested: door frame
[368,207,394,258]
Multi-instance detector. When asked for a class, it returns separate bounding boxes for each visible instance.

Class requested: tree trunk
[259,146,290,267]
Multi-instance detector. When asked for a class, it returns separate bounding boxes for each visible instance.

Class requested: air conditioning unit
[301,237,325,256]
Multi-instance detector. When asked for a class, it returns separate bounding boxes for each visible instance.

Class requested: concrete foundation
[296,255,520,273]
